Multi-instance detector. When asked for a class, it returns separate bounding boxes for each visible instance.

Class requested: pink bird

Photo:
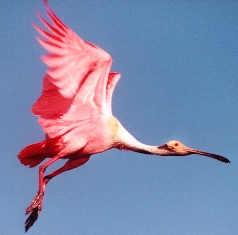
[18,1,230,232]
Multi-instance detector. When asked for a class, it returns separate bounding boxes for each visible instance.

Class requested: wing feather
[37,11,66,36]
[32,3,120,138]
[33,23,62,45]
[36,37,66,55]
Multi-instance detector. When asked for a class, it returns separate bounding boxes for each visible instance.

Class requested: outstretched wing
[32,3,121,138]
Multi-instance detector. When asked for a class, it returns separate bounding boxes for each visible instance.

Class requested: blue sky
[1,1,238,234]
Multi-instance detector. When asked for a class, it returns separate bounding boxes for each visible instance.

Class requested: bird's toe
[25,207,39,232]
[24,192,44,232]
[25,192,44,215]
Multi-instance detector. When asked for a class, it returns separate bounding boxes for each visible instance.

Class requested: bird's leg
[24,156,90,232]
[43,156,90,185]
[25,155,60,232]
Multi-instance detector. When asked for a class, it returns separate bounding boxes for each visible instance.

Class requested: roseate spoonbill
[18,1,230,232]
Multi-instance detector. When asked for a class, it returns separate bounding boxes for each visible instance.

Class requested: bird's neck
[115,123,166,156]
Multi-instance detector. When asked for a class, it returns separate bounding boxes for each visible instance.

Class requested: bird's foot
[25,192,44,232]
[25,191,44,215]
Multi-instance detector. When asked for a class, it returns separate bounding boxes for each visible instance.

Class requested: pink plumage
[18,1,230,232]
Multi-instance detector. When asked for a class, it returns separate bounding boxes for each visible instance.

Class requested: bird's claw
[26,191,44,214]
[25,192,44,232]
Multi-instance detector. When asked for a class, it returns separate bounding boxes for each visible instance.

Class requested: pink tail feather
[18,141,48,168]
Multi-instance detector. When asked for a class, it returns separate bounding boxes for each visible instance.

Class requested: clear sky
[1,1,238,234]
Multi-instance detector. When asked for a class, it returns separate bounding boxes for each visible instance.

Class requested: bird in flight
[18,1,230,232]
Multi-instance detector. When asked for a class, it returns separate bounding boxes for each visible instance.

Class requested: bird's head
[157,140,230,163]
[158,140,189,155]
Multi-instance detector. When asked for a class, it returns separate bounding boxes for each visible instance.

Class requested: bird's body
[18,1,230,232]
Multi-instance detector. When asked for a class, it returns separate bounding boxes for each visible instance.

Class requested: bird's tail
[18,140,48,168]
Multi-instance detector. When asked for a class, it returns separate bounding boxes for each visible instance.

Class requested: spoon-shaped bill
[190,149,230,163]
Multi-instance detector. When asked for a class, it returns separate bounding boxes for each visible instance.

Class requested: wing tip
[43,0,49,7]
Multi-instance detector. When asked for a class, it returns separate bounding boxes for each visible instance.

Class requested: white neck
[115,123,166,156]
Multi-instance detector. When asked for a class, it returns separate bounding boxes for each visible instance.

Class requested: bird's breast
[75,115,120,155]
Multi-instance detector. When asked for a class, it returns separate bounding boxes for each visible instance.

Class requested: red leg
[25,156,90,232]
[25,155,60,232]
[44,156,90,185]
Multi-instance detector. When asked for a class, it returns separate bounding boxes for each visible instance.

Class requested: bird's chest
[80,115,119,155]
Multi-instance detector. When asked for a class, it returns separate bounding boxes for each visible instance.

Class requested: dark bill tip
[190,149,230,163]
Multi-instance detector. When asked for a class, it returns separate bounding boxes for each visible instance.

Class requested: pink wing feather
[32,3,120,138]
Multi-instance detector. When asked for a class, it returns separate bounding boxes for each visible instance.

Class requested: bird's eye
[174,142,179,147]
